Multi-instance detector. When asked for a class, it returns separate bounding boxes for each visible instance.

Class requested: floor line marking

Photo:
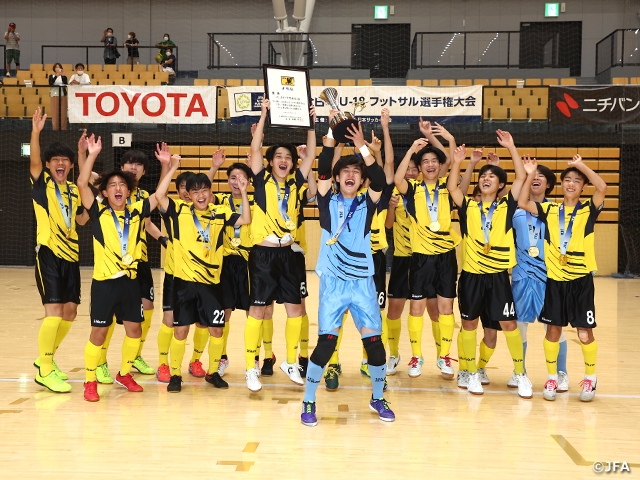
[552,435,640,468]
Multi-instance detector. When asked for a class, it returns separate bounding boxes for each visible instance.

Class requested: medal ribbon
[559,202,580,256]
[273,177,292,226]
[228,196,242,239]
[328,194,359,244]
[108,207,130,260]
[54,182,72,232]
[126,189,141,205]
[479,201,498,246]
[525,211,542,250]
[422,181,439,225]
[191,206,212,250]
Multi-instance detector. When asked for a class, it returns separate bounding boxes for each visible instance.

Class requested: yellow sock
[190,326,209,363]
[170,336,186,376]
[256,321,263,357]
[53,319,73,353]
[461,329,478,373]
[99,321,116,365]
[208,335,224,374]
[120,336,141,375]
[84,341,102,382]
[222,321,230,356]
[245,316,263,370]
[581,340,598,376]
[37,316,62,376]
[362,345,368,362]
[299,314,309,358]
[387,317,401,357]
[157,323,174,366]
[477,340,496,369]
[408,314,424,357]
[431,320,441,357]
[439,314,455,358]
[457,330,467,370]
[137,309,153,357]
[285,315,303,364]
[543,338,560,375]
[262,319,273,359]
[504,328,525,374]
[380,311,389,348]
[328,325,343,364]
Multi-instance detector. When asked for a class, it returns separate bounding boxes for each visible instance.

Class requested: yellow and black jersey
[31,171,84,263]
[89,199,150,281]
[166,198,239,284]
[537,199,602,281]
[160,210,175,276]
[294,185,314,254]
[214,193,253,261]
[251,168,305,245]
[403,177,461,256]
[371,183,393,253]
[391,186,412,257]
[458,192,518,274]
[129,188,151,262]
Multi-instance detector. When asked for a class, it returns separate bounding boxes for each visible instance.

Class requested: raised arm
[77,129,99,186]
[153,154,181,212]
[30,108,47,180]
[345,122,385,204]
[496,129,525,199]
[518,157,539,214]
[431,122,454,177]
[317,133,335,197]
[569,154,608,208]
[207,148,226,182]
[459,147,483,197]
[298,105,317,179]
[298,144,318,198]
[385,194,399,229]
[78,134,103,210]
[250,98,269,175]
[233,175,252,226]
[381,108,394,179]
[447,144,467,207]
[393,138,428,195]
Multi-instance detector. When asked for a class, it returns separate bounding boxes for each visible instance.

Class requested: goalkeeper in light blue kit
[300,116,395,427]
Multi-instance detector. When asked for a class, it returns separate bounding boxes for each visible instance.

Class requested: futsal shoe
[280,360,304,385]
[298,356,309,377]
[245,368,262,392]
[324,364,339,391]
[132,356,154,375]
[507,371,518,388]
[218,358,230,377]
[407,356,424,378]
[261,354,276,376]
[156,364,170,383]
[301,401,318,427]
[543,379,558,401]
[205,372,229,389]
[467,372,484,395]
[96,363,114,384]
[369,397,395,422]
[34,357,68,381]
[457,370,470,389]
[516,373,533,399]
[386,355,401,375]
[477,368,491,385]
[579,378,596,402]
[189,359,206,378]
[437,355,456,380]
[557,371,570,393]
[167,375,182,393]
[35,370,72,393]
[360,362,370,377]
[83,381,100,402]
[115,372,143,392]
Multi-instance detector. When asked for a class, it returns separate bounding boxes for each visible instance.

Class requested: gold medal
[230,237,241,248]
[122,254,133,266]
[483,243,491,254]
[285,220,296,230]
[429,221,440,232]
[559,254,568,266]
[66,228,71,239]
[528,246,539,257]
[326,237,338,246]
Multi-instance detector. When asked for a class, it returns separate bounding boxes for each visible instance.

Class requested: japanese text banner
[68,86,217,124]
[550,86,640,124]
[228,85,482,125]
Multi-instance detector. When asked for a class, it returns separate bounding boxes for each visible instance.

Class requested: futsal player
[518,154,606,402]
[301,119,394,426]
[243,99,316,392]
[447,130,532,398]
[30,108,89,393]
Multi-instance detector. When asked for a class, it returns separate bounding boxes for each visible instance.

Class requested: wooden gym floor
[1,267,639,478]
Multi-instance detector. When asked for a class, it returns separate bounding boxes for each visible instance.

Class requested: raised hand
[487,151,500,165]
[470,147,484,166]
[381,108,390,127]
[78,129,88,153]
[411,138,429,153]
[212,148,226,168]
[431,122,453,142]
[496,129,514,149]
[389,194,400,209]
[154,142,171,165]
[261,98,270,115]
[297,144,308,161]
[32,107,47,133]
[237,174,248,193]
[365,130,382,152]
[87,134,102,156]
[453,144,467,164]
[328,108,340,124]
[309,104,316,122]
[522,155,538,175]
[568,153,583,167]
[418,117,432,137]
[344,122,366,148]
[170,154,181,170]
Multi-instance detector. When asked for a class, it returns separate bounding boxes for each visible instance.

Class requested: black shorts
[372,250,387,309]
[388,256,411,299]
[540,274,597,329]
[90,276,143,327]
[162,273,174,311]
[291,251,309,299]
[248,245,301,306]
[221,254,250,311]
[458,270,516,330]
[173,277,225,327]
[35,245,81,305]
[409,249,457,300]
[137,261,154,302]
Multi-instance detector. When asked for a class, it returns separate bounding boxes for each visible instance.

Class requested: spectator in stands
[158,48,176,77]
[4,22,20,76]
[49,63,68,131]
[69,63,91,85]
[124,32,140,65]
[101,28,119,65]
[155,33,175,64]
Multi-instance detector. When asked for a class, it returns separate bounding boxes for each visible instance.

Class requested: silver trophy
[319,87,360,142]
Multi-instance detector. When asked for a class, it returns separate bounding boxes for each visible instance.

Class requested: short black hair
[186,173,212,192]
[265,143,299,175]
[412,145,447,165]
[96,170,137,195]
[106,27,113,32]
[120,149,149,172]
[75,63,84,69]
[227,162,253,179]
[537,165,557,196]
[477,164,507,188]
[174,171,195,190]
[333,155,366,182]
[470,184,481,198]
[561,167,589,184]
[44,142,75,163]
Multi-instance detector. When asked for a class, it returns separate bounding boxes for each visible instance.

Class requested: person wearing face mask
[124,32,139,65]
[100,28,119,65]
[155,33,175,64]
[49,63,68,131]
[158,48,176,76]
[69,63,91,86]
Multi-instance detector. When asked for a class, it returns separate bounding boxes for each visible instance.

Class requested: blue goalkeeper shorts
[512,276,545,323]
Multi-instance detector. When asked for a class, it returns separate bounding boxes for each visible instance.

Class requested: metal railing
[596,29,640,76]
[411,31,520,69]
[40,45,179,71]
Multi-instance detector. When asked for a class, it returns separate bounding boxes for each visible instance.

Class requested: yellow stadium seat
[510,106,528,120]
[3,78,19,85]
[557,147,578,158]
[502,96,520,107]
[422,79,438,86]
[103,64,117,74]
[133,64,147,72]
[226,79,241,86]
[577,147,599,158]
[508,78,523,86]
[357,79,372,86]
[490,78,506,86]
[146,79,162,86]
[598,147,620,158]
[129,79,146,86]
[341,79,356,86]
[525,78,542,86]
[243,79,258,86]
[16,71,31,81]
[310,79,323,86]
[439,79,455,86]
[6,104,25,117]
[560,78,577,85]
[521,96,541,107]
[61,64,73,73]
[488,106,509,120]
[528,106,548,120]
[484,96,501,107]
[542,78,559,86]
[258,79,264,86]
[324,79,339,86]
[88,64,103,72]
[473,79,490,86]
[29,64,43,72]
[193,79,209,86]
[456,79,472,86]
[406,80,421,86]
[210,79,224,86]
[611,77,628,85]
[5,95,23,106]
[155,72,169,83]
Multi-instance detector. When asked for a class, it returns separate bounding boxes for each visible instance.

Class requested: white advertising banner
[68,85,217,124]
